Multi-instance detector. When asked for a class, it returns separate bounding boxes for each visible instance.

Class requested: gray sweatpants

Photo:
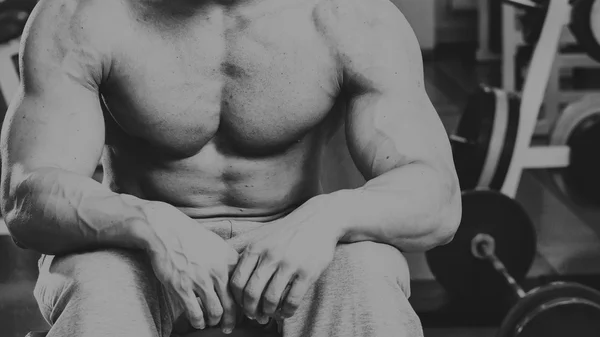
[33,220,423,337]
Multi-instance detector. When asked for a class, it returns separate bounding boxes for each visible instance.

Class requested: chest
[102,3,341,156]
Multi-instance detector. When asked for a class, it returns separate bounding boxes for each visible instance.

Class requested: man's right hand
[143,203,239,334]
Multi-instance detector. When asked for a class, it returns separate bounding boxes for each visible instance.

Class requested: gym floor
[2,45,600,337]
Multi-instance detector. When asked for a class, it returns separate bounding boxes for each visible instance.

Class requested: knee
[34,249,157,321]
[53,249,152,290]
[330,241,412,297]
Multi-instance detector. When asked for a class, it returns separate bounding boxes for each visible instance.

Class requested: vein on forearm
[7,167,149,254]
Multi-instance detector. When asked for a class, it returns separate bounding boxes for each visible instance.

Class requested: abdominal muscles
[100,123,329,220]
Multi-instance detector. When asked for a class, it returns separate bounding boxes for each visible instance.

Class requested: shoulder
[24,0,122,50]
[21,0,125,86]
[313,0,412,41]
[312,0,422,90]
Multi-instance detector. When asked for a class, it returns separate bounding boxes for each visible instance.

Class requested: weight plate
[452,86,497,190]
[570,0,600,63]
[490,91,521,190]
[498,281,600,337]
[550,94,600,204]
[426,190,536,303]
[476,89,510,189]
[452,86,519,192]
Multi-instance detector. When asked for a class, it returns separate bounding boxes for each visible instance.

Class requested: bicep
[336,0,453,179]
[4,81,105,176]
[1,1,105,180]
[346,91,451,179]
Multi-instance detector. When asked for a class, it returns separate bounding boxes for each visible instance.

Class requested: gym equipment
[0,0,37,44]
[427,190,600,336]
[503,0,544,8]
[451,87,520,191]
[509,0,600,63]
[427,190,536,302]
[451,0,571,198]
[0,0,35,118]
[550,94,600,204]
[513,0,549,45]
[570,0,600,62]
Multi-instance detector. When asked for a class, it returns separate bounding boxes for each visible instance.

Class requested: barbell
[426,190,600,337]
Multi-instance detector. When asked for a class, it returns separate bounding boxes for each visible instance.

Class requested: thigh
[281,241,420,337]
[328,241,412,296]
[34,248,176,326]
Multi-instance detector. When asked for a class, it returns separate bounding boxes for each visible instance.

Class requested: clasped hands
[146,197,343,335]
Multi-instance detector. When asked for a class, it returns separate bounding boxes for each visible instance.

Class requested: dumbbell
[426,190,600,337]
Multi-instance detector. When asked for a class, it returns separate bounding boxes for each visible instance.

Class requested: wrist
[312,191,355,242]
[123,198,171,255]
[321,189,365,242]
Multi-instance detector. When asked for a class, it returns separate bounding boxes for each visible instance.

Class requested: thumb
[227,250,239,271]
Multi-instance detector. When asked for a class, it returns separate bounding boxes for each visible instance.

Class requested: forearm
[328,162,461,252]
[2,167,158,255]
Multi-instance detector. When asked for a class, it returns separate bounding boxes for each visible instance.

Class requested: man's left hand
[229,197,343,323]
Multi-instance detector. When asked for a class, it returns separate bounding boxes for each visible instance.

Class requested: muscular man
[0,0,461,336]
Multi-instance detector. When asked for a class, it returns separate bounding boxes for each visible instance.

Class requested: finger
[230,252,260,310]
[196,285,224,327]
[262,266,295,317]
[280,275,311,319]
[243,256,278,320]
[215,278,237,335]
[182,289,205,329]
[227,251,239,276]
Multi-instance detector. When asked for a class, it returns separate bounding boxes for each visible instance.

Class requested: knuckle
[192,274,209,288]
[188,306,202,320]
[287,301,300,311]
[209,308,223,320]
[263,292,279,306]
[221,297,235,310]
[174,276,193,291]
[263,248,280,262]
[244,290,257,303]
[246,242,264,255]
[285,296,301,310]
[296,267,311,279]
[230,277,243,290]
[212,270,228,284]
[222,307,235,319]
[280,257,299,270]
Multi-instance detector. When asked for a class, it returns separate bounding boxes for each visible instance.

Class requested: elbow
[398,174,461,253]
[435,191,462,246]
[1,171,39,249]
[1,173,20,235]
[419,194,460,251]
[2,185,30,248]
[4,211,29,249]
[427,172,462,249]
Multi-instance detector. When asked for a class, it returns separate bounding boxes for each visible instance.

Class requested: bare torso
[98,0,345,220]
